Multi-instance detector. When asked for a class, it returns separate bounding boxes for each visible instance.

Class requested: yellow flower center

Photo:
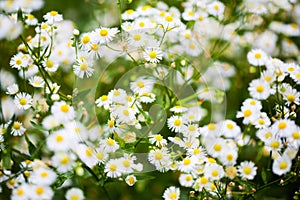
[208,123,216,130]
[56,135,64,142]
[90,43,98,51]
[258,119,265,125]
[212,170,219,177]
[13,123,21,130]
[183,158,191,165]
[100,29,108,36]
[193,148,201,155]
[96,152,104,160]
[279,161,287,169]
[174,119,181,126]
[243,167,251,175]
[188,125,196,131]
[50,11,58,16]
[101,95,108,101]
[154,152,163,160]
[122,160,131,168]
[125,9,134,14]
[80,63,88,71]
[17,189,24,196]
[227,154,233,161]
[16,59,22,65]
[270,141,279,149]
[137,81,145,88]
[36,187,44,195]
[226,123,234,129]
[109,164,117,172]
[60,104,69,113]
[123,109,130,116]
[106,138,115,146]
[165,15,173,22]
[46,60,53,68]
[292,131,300,139]
[243,109,252,117]
[214,5,219,10]
[81,35,90,44]
[213,144,222,152]
[60,156,70,164]
[254,53,262,59]
[265,132,272,139]
[133,34,141,41]
[278,121,287,129]
[41,172,48,178]
[169,193,177,199]
[155,135,163,141]
[71,196,79,200]
[200,177,208,184]
[149,51,157,59]
[85,149,93,157]
[186,175,192,181]
[287,94,295,102]
[107,120,114,128]
[256,85,264,93]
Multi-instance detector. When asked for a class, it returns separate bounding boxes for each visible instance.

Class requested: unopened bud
[73,29,80,36]
[189,191,195,197]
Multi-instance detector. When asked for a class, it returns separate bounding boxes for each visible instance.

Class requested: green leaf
[53,172,74,189]
[30,120,48,132]
[2,150,12,170]
[24,134,37,158]
[261,168,267,184]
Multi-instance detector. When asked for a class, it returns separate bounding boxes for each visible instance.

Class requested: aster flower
[272,155,292,176]
[43,11,63,24]
[143,47,163,63]
[65,188,85,200]
[247,49,268,66]
[162,186,180,200]
[237,161,257,180]
[125,175,137,186]
[28,76,45,88]
[167,115,184,133]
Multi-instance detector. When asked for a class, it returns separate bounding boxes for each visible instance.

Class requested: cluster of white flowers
[1,0,300,199]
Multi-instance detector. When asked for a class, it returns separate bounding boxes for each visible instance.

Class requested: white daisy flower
[76,144,98,168]
[9,52,29,70]
[248,78,272,100]
[51,151,76,173]
[6,83,19,95]
[95,94,112,110]
[125,175,137,186]
[14,92,32,110]
[163,186,180,200]
[51,101,75,122]
[122,9,139,20]
[207,1,225,19]
[43,58,59,72]
[272,155,292,176]
[46,129,72,152]
[25,14,38,26]
[204,163,225,181]
[247,49,268,66]
[65,188,85,200]
[177,156,198,174]
[143,47,163,63]
[73,59,94,79]
[28,76,45,88]
[29,185,54,200]
[139,92,156,103]
[108,88,127,104]
[30,167,57,186]
[179,173,194,187]
[11,183,30,200]
[148,147,171,172]
[282,86,300,105]
[193,176,211,192]
[43,11,63,24]
[10,121,26,136]
[95,27,119,44]
[236,104,260,125]
[167,115,184,133]
[130,76,155,95]
[104,158,123,178]
[149,134,168,147]
[237,161,257,180]
[99,137,120,153]
[170,105,188,113]
[272,119,297,138]
[254,112,271,129]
